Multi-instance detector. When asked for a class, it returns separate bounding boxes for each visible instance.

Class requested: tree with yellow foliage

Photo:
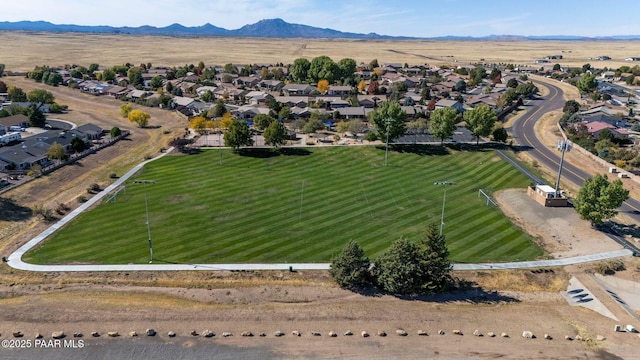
[317,79,330,94]
[220,112,235,129]
[128,109,151,128]
[120,103,132,118]
[358,80,367,93]
[190,116,208,133]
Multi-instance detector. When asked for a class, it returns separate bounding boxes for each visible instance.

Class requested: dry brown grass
[2,31,640,71]
[458,269,569,293]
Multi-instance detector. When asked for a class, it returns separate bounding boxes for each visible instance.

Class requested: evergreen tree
[375,237,422,294]
[329,241,371,288]
[417,224,452,293]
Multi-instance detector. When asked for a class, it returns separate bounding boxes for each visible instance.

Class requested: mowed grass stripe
[24,146,543,264]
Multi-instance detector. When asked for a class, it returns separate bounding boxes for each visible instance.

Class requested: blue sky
[3,0,640,37]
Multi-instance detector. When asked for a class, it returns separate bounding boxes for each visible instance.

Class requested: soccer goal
[478,189,497,206]
[106,185,126,203]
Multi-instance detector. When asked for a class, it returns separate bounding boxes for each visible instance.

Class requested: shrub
[76,196,87,203]
[595,259,625,275]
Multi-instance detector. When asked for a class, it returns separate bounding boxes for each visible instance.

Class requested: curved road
[509,79,640,253]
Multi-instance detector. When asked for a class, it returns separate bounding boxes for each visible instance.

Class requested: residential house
[232,104,271,120]
[435,99,465,113]
[326,85,352,96]
[335,107,373,120]
[274,96,309,108]
[233,76,260,88]
[0,142,50,171]
[245,91,274,105]
[0,114,29,129]
[259,80,284,91]
[75,123,104,140]
[282,84,315,96]
[357,95,386,108]
[584,121,629,139]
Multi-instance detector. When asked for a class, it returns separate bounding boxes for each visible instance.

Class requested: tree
[357,80,367,93]
[468,66,487,86]
[278,106,291,120]
[110,126,122,138]
[0,63,4,77]
[417,224,452,293]
[563,100,581,115]
[263,120,288,148]
[553,63,561,71]
[367,80,379,95]
[302,117,325,134]
[127,67,144,87]
[375,237,422,294]
[47,141,66,160]
[337,58,357,81]
[369,59,379,70]
[27,105,46,127]
[317,79,330,94]
[506,78,518,88]
[224,120,253,151]
[190,116,209,133]
[429,107,457,144]
[120,103,132,118]
[454,79,467,92]
[220,112,235,129]
[329,240,371,288]
[0,80,6,93]
[27,89,55,104]
[290,58,311,83]
[70,137,89,153]
[128,109,151,128]
[149,76,163,90]
[254,114,276,130]
[491,126,508,143]
[8,86,27,102]
[213,100,227,118]
[464,104,497,144]
[370,101,407,141]
[574,174,629,226]
[309,56,339,84]
[576,72,597,94]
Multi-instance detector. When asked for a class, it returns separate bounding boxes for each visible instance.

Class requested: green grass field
[24,145,544,265]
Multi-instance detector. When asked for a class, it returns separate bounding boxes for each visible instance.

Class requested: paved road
[509,77,640,254]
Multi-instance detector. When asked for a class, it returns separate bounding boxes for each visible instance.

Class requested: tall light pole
[554,140,572,198]
[384,118,392,166]
[133,180,156,263]
[218,129,223,166]
[434,181,455,236]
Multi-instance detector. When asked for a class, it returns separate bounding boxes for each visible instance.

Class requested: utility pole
[554,140,572,198]
[434,181,456,236]
[133,180,156,263]
[384,118,392,166]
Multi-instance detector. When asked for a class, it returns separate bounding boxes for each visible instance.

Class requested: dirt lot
[2,59,640,359]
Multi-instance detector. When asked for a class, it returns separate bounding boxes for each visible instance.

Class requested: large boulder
[377,329,387,337]
[52,331,65,339]
[417,330,428,336]
[274,331,284,337]
[146,329,156,336]
[12,331,23,338]
[361,331,369,338]
[107,332,119,338]
[396,329,408,336]
[202,330,215,338]
[241,331,253,337]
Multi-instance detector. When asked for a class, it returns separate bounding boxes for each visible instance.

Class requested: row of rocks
[3,329,609,341]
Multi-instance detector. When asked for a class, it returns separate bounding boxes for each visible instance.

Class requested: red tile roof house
[584,121,630,139]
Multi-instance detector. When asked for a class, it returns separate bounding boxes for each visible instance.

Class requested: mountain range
[0,18,639,40]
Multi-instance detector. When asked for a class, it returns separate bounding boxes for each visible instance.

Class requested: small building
[527,184,569,207]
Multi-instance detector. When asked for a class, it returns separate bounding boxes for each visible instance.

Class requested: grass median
[24,145,543,265]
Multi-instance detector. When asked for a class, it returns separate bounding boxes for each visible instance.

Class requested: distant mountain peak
[0,19,638,40]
